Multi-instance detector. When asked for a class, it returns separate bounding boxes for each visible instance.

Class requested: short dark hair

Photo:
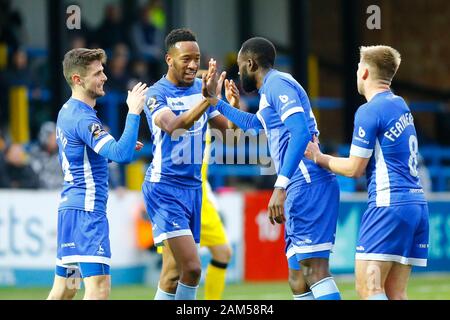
[240,37,276,69]
[62,48,106,87]
[165,28,197,52]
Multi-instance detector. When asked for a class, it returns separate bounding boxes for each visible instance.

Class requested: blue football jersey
[349,90,427,207]
[56,98,114,213]
[256,69,333,187]
[143,77,219,188]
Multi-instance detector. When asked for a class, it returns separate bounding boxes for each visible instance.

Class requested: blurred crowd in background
[0,0,446,192]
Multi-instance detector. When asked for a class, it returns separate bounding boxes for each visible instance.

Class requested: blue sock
[310,277,341,300]
[293,291,315,300]
[175,281,198,300]
[154,286,175,300]
[367,293,388,300]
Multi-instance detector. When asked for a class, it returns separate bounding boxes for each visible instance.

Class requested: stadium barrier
[0,190,449,287]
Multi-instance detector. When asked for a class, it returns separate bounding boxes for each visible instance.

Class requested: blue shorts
[142,181,202,246]
[355,204,429,267]
[56,209,111,266]
[285,176,340,267]
[55,263,110,278]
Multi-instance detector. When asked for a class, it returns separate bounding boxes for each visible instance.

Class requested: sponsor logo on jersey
[358,126,366,138]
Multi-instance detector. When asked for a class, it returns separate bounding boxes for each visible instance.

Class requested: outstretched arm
[97,82,148,163]
[305,142,369,178]
[208,98,263,131]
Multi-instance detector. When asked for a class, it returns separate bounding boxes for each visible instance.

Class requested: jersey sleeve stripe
[93,135,114,153]
[151,106,171,121]
[281,106,304,122]
[350,144,373,158]
[208,110,220,119]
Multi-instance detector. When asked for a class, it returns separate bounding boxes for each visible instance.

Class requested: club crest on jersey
[279,95,289,103]
[146,95,158,112]
[88,123,107,140]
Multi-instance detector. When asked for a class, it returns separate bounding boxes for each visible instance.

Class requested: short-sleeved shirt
[349,90,427,207]
[143,76,219,188]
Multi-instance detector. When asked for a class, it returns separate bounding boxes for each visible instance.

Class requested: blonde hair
[360,45,401,84]
[62,48,107,87]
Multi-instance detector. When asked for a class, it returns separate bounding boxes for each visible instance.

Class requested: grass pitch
[0,274,449,300]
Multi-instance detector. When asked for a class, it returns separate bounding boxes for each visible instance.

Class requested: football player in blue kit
[305,45,429,300]
[47,48,148,300]
[207,37,342,300]
[142,28,236,300]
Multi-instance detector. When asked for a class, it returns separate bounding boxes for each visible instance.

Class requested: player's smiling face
[167,41,200,87]
[82,60,108,99]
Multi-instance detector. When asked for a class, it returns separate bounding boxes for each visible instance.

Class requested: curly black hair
[165,28,197,52]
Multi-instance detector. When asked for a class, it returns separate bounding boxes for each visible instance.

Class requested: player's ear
[362,68,369,80]
[71,73,82,86]
[248,57,259,72]
[166,53,172,68]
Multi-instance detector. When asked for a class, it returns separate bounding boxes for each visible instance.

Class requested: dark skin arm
[154,59,218,137]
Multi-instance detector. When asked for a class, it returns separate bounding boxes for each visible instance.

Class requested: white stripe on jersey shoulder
[209,110,220,119]
[93,134,114,153]
[350,144,373,158]
[151,106,171,121]
[83,147,96,211]
[167,93,203,111]
[281,106,305,122]
[259,94,270,111]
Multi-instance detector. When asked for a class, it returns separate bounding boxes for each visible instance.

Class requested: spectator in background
[147,0,166,31]
[29,121,62,189]
[131,5,164,63]
[68,35,87,50]
[0,47,34,87]
[96,4,131,52]
[2,143,39,189]
[0,0,26,50]
[104,43,131,92]
[129,57,154,87]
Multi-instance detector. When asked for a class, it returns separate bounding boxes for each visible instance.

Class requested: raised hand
[216,71,227,99]
[202,59,218,98]
[225,79,240,107]
[126,82,149,115]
